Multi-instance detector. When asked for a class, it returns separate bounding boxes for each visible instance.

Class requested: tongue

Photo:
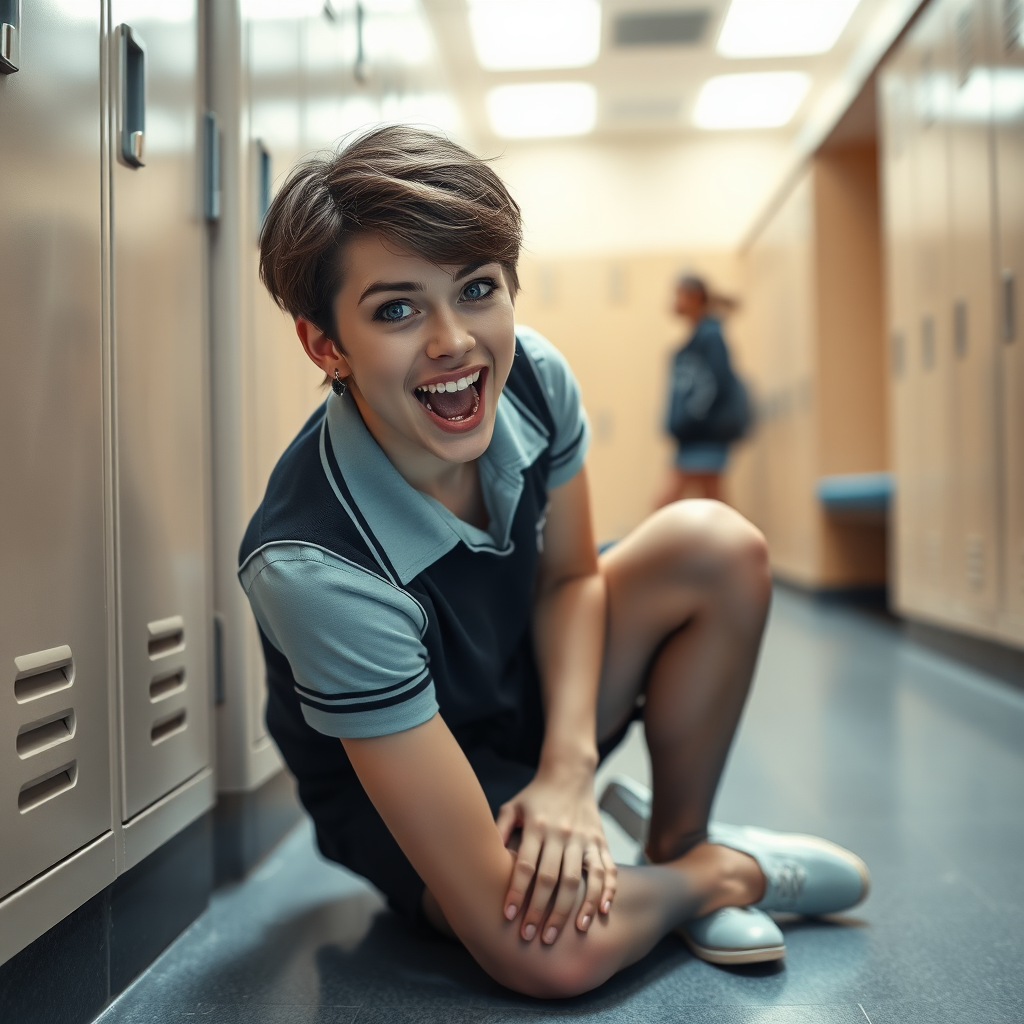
[428,384,476,420]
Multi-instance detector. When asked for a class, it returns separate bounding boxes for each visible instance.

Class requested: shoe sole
[678,929,786,965]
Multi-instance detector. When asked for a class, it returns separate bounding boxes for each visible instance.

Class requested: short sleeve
[515,325,590,488]
[239,543,438,739]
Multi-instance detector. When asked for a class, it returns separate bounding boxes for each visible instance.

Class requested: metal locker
[991,0,1024,643]
[108,0,212,821]
[945,0,1001,626]
[879,45,922,614]
[0,1,112,898]
[208,2,325,793]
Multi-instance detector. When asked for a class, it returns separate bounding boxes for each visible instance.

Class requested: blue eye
[461,279,494,302]
[376,300,414,322]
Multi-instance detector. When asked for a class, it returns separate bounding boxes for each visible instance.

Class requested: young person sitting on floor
[239,125,869,999]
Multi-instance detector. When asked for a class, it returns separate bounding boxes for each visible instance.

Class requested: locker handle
[204,111,221,222]
[0,0,20,74]
[256,140,271,235]
[1004,270,1016,342]
[117,24,146,168]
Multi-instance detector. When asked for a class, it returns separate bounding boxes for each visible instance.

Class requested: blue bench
[816,472,893,515]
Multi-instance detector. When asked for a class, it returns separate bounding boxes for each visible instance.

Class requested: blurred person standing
[658,274,750,506]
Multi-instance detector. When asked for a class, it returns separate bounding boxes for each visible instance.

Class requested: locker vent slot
[150,670,186,702]
[147,616,185,659]
[14,645,74,702]
[151,710,187,745]
[17,711,75,758]
[19,761,77,813]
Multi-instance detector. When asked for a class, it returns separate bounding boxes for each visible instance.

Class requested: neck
[350,388,482,514]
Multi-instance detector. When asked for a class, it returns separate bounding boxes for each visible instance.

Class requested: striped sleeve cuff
[298,667,439,738]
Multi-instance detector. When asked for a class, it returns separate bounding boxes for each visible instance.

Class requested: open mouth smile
[413,367,487,433]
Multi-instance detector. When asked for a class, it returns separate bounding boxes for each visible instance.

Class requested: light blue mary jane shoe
[679,906,786,965]
[599,777,786,964]
[708,822,870,917]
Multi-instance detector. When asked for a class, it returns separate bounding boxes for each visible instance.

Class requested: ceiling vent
[614,8,710,47]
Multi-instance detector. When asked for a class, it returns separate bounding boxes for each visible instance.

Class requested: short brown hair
[259,125,522,341]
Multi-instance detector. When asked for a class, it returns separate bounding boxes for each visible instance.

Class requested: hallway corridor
[96,588,1024,1024]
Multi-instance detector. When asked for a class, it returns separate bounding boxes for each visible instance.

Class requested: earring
[331,369,347,397]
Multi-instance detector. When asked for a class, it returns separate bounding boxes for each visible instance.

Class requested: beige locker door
[879,47,922,613]
[906,1,957,622]
[946,0,1001,628]
[0,2,112,898]
[992,0,1024,643]
[109,2,212,821]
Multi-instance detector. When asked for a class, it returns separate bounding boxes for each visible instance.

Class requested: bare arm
[342,714,704,999]
[495,466,618,943]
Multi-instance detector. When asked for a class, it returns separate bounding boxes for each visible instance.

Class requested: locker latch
[0,0,20,74]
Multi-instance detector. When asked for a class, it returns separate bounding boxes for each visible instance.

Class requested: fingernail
[581,915,591,929]
[523,923,536,940]
[601,900,611,913]
[543,927,558,944]
[505,904,517,921]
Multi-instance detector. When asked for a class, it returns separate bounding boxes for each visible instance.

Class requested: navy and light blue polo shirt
[238,327,588,760]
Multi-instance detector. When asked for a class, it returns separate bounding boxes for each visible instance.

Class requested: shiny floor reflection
[96,588,1024,1023]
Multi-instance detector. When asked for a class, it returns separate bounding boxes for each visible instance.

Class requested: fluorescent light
[694,72,810,129]
[487,82,597,137]
[717,0,861,57]
[468,0,601,71]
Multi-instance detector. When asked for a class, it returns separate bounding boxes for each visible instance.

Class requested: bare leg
[598,500,771,863]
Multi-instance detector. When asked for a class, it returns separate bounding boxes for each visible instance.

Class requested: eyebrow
[357,262,497,305]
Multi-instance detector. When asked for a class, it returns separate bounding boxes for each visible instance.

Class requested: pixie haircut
[259,124,523,341]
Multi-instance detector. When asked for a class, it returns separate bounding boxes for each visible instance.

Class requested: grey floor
[96,589,1024,1024]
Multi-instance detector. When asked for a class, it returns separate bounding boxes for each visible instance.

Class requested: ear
[295,317,352,378]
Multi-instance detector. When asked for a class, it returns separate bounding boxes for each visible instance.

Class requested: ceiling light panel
[486,82,597,137]
[614,9,710,48]
[694,72,810,129]
[717,0,861,58]
[468,0,601,71]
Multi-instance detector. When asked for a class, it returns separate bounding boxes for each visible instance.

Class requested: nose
[424,305,476,362]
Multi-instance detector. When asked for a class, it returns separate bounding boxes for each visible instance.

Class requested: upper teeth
[416,369,481,394]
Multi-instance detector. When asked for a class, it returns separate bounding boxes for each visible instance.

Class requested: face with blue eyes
[298,232,517,478]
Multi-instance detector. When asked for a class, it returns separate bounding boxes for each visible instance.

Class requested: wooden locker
[880,46,923,612]
[946,0,1001,628]
[992,0,1024,643]
[906,1,957,623]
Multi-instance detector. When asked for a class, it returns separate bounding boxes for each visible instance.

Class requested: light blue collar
[324,382,548,585]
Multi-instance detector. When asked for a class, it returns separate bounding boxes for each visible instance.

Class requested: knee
[658,501,770,596]
[485,948,597,1000]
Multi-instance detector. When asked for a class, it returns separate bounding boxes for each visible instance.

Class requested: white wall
[491,136,794,256]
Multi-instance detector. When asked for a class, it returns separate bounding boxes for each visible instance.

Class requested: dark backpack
[667,327,752,445]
